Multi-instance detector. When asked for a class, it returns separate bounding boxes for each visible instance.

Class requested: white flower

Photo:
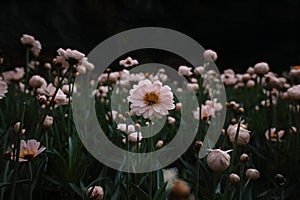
[207,149,232,172]
[178,66,193,76]
[203,49,217,62]
[127,79,175,119]
[119,57,139,67]
[55,48,85,68]
[227,124,250,145]
[0,80,8,99]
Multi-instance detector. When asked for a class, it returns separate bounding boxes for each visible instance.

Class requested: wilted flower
[13,139,46,162]
[227,124,250,145]
[0,80,8,99]
[178,66,193,76]
[246,168,260,180]
[207,149,232,172]
[203,49,217,62]
[254,62,269,75]
[86,186,104,200]
[127,79,175,119]
[229,173,240,185]
[119,57,139,67]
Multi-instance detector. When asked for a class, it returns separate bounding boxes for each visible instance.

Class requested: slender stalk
[1,161,10,200]
[125,115,130,199]
[195,153,200,200]
[28,162,33,200]
[25,48,30,90]
[149,121,153,199]
[67,67,74,137]
[9,102,27,200]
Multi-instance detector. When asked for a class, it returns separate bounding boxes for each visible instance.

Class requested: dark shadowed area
[1,0,300,72]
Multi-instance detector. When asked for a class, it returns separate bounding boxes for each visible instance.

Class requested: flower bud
[194,140,203,153]
[207,149,232,172]
[169,179,191,199]
[254,62,269,75]
[86,186,104,200]
[240,153,249,162]
[246,168,260,180]
[156,140,164,148]
[43,115,53,128]
[29,75,46,88]
[229,173,240,185]
[227,124,250,145]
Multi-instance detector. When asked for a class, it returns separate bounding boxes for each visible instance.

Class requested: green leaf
[131,184,151,200]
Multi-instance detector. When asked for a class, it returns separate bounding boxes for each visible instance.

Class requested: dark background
[1,0,300,72]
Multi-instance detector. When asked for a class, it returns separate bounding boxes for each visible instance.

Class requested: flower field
[0,34,300,200]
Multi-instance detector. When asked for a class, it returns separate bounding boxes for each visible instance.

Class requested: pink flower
[119,57,139,67]
[127,79,175,119]
[178,65,193,76]
[55,48,85,68]
[87,186,104,200]
[203,49,217,62]
[13,139,46,162]
[0,80,8,99]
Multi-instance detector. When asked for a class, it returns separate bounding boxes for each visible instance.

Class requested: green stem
[9,102,27,200]
[25,48,29,90]
[195,153,200,200]
[28,162,33,200]
[149,121,153,199]
[1,161,10,200]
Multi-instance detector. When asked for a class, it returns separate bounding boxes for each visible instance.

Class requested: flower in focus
[227,124,250,145]
[119,57,139,67]
[178,65,193,76]
[207,149,232,172]
[203,49,217,62]
[246,168,260,180]
[86,186,104,200]
[13,139,46,162]
[127,79,175,119]
[0,80,8,99]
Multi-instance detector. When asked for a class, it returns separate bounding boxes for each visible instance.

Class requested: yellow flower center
[270,133,278,139]
[292,66,300,70]
[143,92,160,106]
[20,151,35,160]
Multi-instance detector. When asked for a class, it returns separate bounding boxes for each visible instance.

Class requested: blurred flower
[86,186,104,200]
[240,153,249,162]
[265,128,284,142]
[2,67,25,82]
[207,149,232,172]
[186,83,199,92]
[175,102,182,112]
[43,115,53,129]
[29,75,47,88]
[194,66,204,76]
[287,84,300,100]
[119,57,139,67]
[156,140,164,148]
[20,34,35,46]
[122,131,143,143]
[168,116,176,125]
[13,122,26,134]
[20,34,42,56]
[227,124,250,145]
[203,49,217,62]
[37,83,68,106]
[194,140,203,153]
[117,124,135,134]
[246,80,255,88]
[55,48,85,68]
[127,79,175,119]
[163,168,178,190]
[289,66,300,78]
[254,62,269,75]
[0,80,8,99]
[178,66,193,76]
[229,173,240,185]
[246,168,260,180]
[193,99,222,120]
[13,139,46,162]
[169,179,191,200]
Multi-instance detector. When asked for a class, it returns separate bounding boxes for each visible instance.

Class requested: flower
[229,173,240,185]
[207,149,232,172]
[265,128,284,142]
[163,168,178,190]
[168,116,176,125]
[127,79,175,119]
[0,80,8,99]
[29,75,47,88]
[246,168,260,180]
[227,124,250,145]
[20,34,35,46]
[43,115,54,129]
[86,186,104,200]
[287,84,300,100]
[240,153,249,162]
[20,34,42,56]
[203,49,217,62]
[254,62,269,75]
[37,83,68,106]
[178,66,193,76]
[13,139,46,162]
[119,57,139,67]
[2,67,25,82]
[55,48,85,68]
[193,99,222,120]
[156,140,164,148]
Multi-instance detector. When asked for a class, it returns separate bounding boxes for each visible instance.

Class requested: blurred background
[1,0,300,72]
